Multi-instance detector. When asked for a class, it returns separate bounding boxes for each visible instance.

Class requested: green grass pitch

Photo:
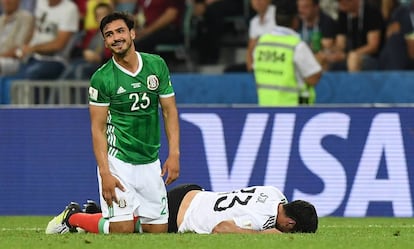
[0,216,413,249]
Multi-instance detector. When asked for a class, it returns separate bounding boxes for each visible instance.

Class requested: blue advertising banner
[0,107,413,217]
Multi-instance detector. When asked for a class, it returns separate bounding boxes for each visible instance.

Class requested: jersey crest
[147,75,159,90]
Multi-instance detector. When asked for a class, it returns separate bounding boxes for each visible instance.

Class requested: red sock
[69,213,104,233]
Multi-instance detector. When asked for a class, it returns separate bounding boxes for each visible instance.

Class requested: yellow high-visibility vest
[253,33,315,106]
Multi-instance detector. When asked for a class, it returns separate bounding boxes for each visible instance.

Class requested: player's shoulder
[140,52,166,65]
[254,185,281,193]
[91,59,114,81]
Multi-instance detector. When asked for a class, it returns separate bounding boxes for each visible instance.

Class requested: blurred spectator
[225,0,276,72]
[74,0,87,23]
[134,0,186,57]
[380,0,400,23]
[246,0,276,71]
[61,2,112,79]
[77,0,112,50]
[297,0,337,71]
[366,0,400,23]
[327,0,384,72]
[0,0,34,76]
[253,1,322,106]
[74,0,112,29]
[319,0,338,19]
[192,0,245,64]
[113,0,136,13]
[19,0,37,13]
[379,0,414,70]
[15,0,80,79]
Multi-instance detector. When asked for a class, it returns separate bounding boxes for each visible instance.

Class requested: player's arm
[159,96,180,185]
[89,104,125,206]
[212,220,282,234]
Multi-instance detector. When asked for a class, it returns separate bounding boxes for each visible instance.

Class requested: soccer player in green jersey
[46,11,180,234]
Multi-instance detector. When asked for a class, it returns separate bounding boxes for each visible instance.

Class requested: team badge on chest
[147,75,159,90]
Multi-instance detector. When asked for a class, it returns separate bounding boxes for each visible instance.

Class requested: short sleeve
[294,41,322,78]
[89,71,110,105]
[157,56,175,97]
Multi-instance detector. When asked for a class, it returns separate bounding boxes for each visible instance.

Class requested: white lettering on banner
[264,114,296,191]
[181,111,412,217]
[180,113,269,191]
[293,113,349,217]
[345,113,412,217]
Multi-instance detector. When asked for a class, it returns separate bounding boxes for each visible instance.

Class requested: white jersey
[178,186,288,234]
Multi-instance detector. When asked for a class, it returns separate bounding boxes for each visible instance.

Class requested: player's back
[179,186,287,233]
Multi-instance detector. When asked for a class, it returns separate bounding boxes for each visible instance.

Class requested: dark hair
[275,0,298,27]
[283,200,318,233]
[100,11,135,35]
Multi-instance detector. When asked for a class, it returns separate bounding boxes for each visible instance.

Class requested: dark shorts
[167,184,203,233]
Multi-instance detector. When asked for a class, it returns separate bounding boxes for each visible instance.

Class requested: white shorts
[97,156,168,224]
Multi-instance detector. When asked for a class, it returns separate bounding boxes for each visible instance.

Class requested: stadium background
[0,72,413,217]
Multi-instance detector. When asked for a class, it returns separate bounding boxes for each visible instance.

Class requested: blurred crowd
[1,0,414,82]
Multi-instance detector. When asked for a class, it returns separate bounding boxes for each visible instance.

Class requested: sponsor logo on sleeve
[89,87,98,101]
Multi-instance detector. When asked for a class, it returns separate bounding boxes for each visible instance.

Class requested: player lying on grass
[45,184,318,234]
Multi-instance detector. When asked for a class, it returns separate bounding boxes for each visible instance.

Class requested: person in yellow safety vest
[253,2,322,106]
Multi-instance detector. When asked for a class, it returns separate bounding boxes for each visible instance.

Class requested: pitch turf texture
[0,217,413,249]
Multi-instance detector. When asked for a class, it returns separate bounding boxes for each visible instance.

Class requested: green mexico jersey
[89,52,175,164]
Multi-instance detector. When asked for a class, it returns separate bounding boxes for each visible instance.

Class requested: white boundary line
[322,224,414,228]
[1,228,43,231]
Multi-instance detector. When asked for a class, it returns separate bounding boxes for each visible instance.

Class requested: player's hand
[100,173,125,207]
[161,156,180,185]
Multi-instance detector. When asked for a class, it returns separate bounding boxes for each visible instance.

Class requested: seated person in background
[80,0,113,35]
[297,0,337,71]
[61,2,112,80]
[192,0,245,65]
[253,0,322,106]
[225,0,276,73]
[15,0,80,80]
[113,0,136,13]
[379,0,414,70]
[45,184,318,234]
[319,0,338,20]
[0,0,34,76]
[366,0,400,25]
[19,0,37,13]
[134,0,186,57]
[326,0,384,72]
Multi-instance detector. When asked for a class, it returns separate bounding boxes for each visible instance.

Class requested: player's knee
[142,223,168,233]
[109,221,135,233]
